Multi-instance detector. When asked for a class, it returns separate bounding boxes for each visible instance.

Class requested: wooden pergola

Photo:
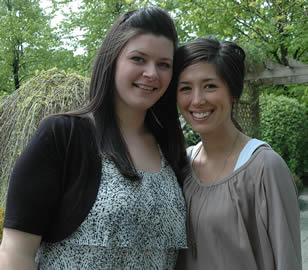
[235,58,308,138]
[245,58,308,86]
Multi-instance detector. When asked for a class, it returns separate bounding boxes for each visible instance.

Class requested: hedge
[259,94,308,180]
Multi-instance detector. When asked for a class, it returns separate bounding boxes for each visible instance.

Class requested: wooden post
[248,83,260,138]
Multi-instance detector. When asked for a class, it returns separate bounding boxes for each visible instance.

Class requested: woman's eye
[131,56,144,63]
[158,62,171,68]
[178,86,191,92]
[204,84,216,89]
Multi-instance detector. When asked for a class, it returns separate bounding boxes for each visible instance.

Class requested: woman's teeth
[192,112,211,118]
[138,84,155,91]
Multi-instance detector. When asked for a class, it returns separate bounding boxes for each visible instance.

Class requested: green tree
[169,0,308,65]
[49,0,307,75]
[53,0,142,73]
[50,0,187,74]
[0,0,62,93]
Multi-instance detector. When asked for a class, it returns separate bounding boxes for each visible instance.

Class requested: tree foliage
[0,0,55,92]
[1,0,306,93]
[0,0,86,94]
[169,0,308,66]
[53,0,143,73]
[45,0,308,77]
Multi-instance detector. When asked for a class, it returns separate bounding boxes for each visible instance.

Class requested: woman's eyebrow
[178,78,215,84]
[178,81,192,85]
[129,50,173,61]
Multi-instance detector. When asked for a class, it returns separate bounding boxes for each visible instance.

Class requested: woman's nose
[191,89,205,105]
[142,63,158,81]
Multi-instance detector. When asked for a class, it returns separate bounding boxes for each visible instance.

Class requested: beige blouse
[176,144,302,270]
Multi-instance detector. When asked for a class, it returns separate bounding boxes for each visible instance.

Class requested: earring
[231,102,236,119]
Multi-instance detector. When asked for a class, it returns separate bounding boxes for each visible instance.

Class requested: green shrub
[293,174,304,195]
[182,124,200,147]
[0,206,4,243]
[259,94,308,179]
[261,83,308,110]
[0,68,89,205]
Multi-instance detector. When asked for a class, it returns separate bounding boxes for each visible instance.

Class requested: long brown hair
[68,7,188,183]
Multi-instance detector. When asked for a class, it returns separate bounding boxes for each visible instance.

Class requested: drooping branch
[234,17,269,43]
[6,0,12,11]
[293,48,300,60]
[272,49,282,65]
[0,69,90,205]
[297,48,308,60]
[233,27,252,40]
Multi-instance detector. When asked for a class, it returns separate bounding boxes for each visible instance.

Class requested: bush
[0,68,89,205]
[293,174,304,195]
[261,83,308,110]
[182,125,200,147]
[259,94,308,179]
[0,207,4,243]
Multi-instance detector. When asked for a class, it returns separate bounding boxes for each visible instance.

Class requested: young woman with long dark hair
[0,7,188,270]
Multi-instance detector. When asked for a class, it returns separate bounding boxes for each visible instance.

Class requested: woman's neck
[194,126,250,183]
[117,109,148,139]
[200,126,247,160]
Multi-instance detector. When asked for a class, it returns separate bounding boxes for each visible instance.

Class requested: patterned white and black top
[36,151,187,270]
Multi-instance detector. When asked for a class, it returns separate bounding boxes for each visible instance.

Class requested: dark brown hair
[174,37,246,131]
[70,7,187,183]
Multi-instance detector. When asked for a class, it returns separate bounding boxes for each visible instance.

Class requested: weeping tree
[0,68,89,205]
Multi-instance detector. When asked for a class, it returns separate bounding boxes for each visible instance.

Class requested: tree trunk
[7,0,20,90]
[12,50,20,90]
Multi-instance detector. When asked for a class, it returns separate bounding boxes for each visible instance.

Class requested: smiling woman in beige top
[174,37,302,270]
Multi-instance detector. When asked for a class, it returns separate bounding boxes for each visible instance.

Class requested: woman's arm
[0,228,41,270]
[262,149,302,270]
[4,116,69,240]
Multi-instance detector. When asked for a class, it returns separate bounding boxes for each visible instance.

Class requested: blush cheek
[176,99,187,114]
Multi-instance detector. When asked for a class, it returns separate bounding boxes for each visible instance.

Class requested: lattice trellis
[234,84,260,138]
[239,58,308,137]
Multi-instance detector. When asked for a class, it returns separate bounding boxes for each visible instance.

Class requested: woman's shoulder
[41,114,93,129]
[186,141,202,161]
[252,144,287,169]
[31,114,96,152]
[246,145,294,188]
[38,114,94,137]
[250,143,298,202]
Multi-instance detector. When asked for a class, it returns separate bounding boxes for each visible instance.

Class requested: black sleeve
[3,115,69,236]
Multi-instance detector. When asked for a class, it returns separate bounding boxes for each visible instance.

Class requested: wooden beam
[245,59,308,85]
[246,74,308,85]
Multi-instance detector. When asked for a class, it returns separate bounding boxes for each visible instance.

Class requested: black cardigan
[4,115,102,242]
